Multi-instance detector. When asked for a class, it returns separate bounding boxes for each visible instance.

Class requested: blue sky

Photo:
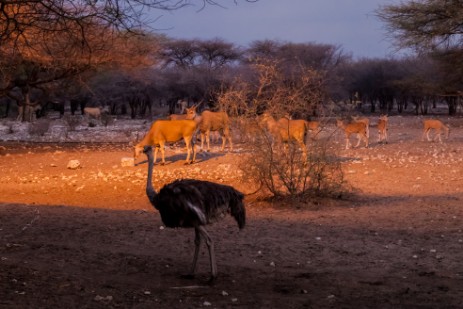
[152,0,402,59]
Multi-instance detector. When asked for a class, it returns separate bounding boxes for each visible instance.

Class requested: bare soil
[1,116,463,308]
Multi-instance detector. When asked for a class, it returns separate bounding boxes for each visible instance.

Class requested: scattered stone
[67,160,81,170]
[94,295,113,302]
[121,157,135,167]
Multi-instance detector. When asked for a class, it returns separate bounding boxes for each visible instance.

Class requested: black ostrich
[141,145,246,282]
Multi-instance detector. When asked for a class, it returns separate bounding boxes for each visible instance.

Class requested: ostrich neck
[146,151,158,204]
[139,133,152,148]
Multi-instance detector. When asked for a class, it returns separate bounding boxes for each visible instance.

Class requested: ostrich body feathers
[150,179,245,229]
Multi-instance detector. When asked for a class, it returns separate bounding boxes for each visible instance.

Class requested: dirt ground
[1,115,463,308]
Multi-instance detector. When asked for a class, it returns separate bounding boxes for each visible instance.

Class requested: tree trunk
[447,97,457,115]
[19,87,32,122]
[370,99,376,113]
[397,97,406,114]
[387,98,394,112]
[3,99,11,118]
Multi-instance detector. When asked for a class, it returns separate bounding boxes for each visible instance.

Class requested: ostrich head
[134,144,144,159]
[143,145,157,203]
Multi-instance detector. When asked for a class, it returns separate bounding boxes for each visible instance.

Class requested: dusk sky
[153,0,402,59]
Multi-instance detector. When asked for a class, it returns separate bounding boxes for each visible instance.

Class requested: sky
[151,0,402,59]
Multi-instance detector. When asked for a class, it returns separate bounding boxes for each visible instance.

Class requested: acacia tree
[245,40,349,115]
[158,38,241,109]
[0,0,254,120]
[345,58,405,114]
[377,0,463,51]
[377,0,463,114]
[1,23,160,120]
[1,1,255,45]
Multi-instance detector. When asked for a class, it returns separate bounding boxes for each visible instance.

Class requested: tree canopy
[0,0,253,120]
[377,0,463,104]
[377,0,463,51]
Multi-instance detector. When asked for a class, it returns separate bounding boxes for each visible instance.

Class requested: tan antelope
[83,106,110,120]
[352,116,370,138]
[168,105,198,120]
[336,118,369,149]
[377,114,388,144]
[134,119,198,165]
[422,119,450,143]
[186,108,233,152]
[306,120,321,140]
[260,112,308,157]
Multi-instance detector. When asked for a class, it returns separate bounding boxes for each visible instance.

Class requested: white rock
[94,295,113,302]
[67,160,81,169]
[121,157,134,167]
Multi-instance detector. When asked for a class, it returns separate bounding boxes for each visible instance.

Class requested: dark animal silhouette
[142,145,245,282]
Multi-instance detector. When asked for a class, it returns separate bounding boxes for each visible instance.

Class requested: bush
[217,60,348,201]
[239,126,347,200]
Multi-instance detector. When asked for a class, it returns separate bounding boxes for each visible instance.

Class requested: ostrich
[141,145,246,282]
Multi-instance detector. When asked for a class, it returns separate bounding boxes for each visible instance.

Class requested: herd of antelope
[335,115,451,149]
[134,101,452,164]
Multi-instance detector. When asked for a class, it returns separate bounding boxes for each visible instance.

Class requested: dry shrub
[218,60,348,201]
[239,126,347,199]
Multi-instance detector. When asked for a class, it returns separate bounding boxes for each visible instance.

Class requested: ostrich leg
[198,226,217,282]
[185,227,202,279]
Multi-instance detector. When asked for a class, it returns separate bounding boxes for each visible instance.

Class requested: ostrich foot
[207,276,217,285]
